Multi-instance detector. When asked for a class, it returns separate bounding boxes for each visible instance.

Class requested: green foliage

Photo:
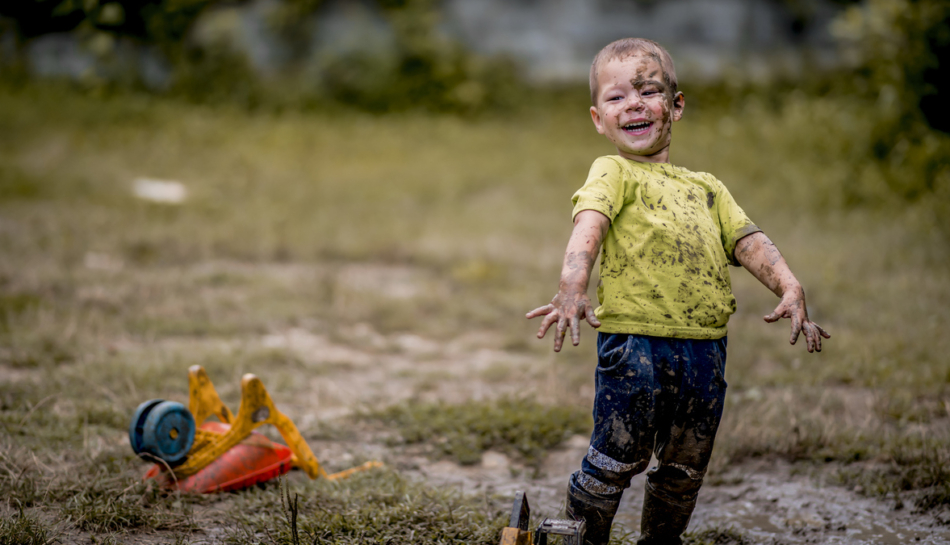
[323,0,518,113]
[370,398,591,467]
[830,0,950,203]
[2,0,519,113]
[834,0,950,128]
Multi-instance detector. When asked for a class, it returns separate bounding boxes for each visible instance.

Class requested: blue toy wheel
[129,399,164,455]
[131,400,196,467]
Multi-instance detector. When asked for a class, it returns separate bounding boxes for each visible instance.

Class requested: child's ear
[590,106,606,134]
[671,92,685,122]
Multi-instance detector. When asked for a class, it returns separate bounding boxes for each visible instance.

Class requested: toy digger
[128,365,381,493]
[499,491,585,545]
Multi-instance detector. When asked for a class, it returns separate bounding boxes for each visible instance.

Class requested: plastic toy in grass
[129,365,382,493]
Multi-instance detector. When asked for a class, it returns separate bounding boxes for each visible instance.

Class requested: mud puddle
[686,460,950,544]
[395,439,950,544]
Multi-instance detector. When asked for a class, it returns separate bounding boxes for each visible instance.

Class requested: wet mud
[263,315,950,545]
[400,437,950,545]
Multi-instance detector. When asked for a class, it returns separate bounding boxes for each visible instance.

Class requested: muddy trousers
[567,333,728,545]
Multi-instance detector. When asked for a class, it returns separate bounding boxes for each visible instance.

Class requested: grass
[0,508,58,545]
[222,469,507,545]
[0,79,949,541]
[368,398,592,467]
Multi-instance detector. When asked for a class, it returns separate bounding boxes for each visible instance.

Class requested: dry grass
[1,81,949,541]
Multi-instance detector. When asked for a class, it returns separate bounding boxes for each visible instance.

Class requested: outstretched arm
[735,231,830,352]
[526,210,610,352]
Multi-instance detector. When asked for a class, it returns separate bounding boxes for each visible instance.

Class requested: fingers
[804,321,829,352]
[530,297,600,351]
[765,300,830,353]
[570,315,581,346]
[526,304,555,319]
[585,302,601,328]
[554,315,568,352]
[803,322,816,353]
[536,311,559,339]
[789,313,803,346]
[764,303,787,323]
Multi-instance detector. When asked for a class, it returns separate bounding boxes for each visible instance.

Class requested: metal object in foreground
[498,491,586,545]
[534,518,585,545]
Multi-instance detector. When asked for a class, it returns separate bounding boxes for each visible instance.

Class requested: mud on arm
[526,209,611,352]
[734,231,830,352]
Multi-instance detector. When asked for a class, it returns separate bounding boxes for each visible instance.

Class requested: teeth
[624,122,651,130]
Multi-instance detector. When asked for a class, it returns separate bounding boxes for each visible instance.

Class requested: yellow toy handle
[188,365,233,426]
[175,374,326,478]
[175,367,382,481]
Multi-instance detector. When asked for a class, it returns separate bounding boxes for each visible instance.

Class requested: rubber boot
[566,474,621,545]
[635,481,695,545]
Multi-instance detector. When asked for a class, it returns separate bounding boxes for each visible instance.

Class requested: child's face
[590,53,684,163]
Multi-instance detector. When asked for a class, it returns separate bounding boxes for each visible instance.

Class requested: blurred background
[1,0,948,203]
[1,1,950,543]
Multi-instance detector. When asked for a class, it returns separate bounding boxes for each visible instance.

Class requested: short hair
[589,38,678,105]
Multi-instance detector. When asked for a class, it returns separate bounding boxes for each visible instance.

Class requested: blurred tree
[0,0,517,113]
[835,0,950,133]
[314,0,517,112]
[834,0,950,200]
[0,0,215,44]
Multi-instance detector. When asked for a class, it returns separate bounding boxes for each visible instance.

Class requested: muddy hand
[526,293,601,352]
[764,288,830,353]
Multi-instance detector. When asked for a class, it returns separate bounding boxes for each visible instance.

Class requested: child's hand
[736,232,830,353]
[764,286,830,353]
[526,290,602,352]
[529,209,610,352]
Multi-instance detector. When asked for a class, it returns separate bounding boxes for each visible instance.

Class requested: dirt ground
[3,87,949,543]
[200,318,950,545]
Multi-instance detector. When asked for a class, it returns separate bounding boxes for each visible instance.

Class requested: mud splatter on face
[590,51,685,163]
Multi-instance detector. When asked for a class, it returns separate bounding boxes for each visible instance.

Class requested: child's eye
[608,96,622,101]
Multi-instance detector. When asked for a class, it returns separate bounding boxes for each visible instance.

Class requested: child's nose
[625,94,645,110]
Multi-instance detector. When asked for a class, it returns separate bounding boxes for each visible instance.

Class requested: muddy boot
[635,481,695,545]
[566,473,621,545]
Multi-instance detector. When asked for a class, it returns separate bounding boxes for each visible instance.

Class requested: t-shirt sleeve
[571,157,627,222]
[711,177,761,266]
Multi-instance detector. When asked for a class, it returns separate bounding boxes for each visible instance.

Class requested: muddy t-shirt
[572,156,761,339]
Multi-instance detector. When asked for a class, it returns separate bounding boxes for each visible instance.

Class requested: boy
[526,38,829,545]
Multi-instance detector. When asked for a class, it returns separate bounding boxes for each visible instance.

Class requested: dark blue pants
[569,333,728,543]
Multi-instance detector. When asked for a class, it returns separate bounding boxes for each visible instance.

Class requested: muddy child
[526,38,830,545]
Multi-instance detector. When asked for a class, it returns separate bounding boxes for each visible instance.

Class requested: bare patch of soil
[245,324,950,544]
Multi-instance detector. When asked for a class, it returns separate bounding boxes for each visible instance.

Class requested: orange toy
[134,366,381,493]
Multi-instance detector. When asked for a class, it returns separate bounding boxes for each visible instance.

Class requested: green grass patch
[369,398,592,467]
[223,469,507,545]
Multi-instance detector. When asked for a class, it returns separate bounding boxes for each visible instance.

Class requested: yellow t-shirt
[572,156,761,339]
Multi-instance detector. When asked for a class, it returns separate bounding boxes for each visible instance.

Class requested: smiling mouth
[622,121,652,133]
